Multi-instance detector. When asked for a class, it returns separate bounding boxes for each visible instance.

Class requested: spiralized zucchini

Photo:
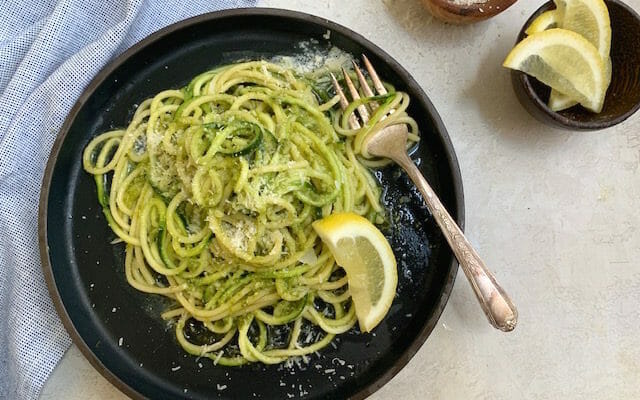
[83,60,418,365]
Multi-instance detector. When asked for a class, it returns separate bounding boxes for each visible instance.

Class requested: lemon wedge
[525,10,560,35]
[503,28,607,113]
[312,212,397,333]
[549,0,612,111]
[557,0,611,56]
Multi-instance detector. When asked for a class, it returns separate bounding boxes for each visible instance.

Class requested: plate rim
[38,7,465,399]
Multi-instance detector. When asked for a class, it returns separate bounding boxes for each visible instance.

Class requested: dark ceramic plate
[39,8,463,400]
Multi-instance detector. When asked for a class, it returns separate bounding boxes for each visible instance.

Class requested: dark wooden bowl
[511,0,640,131]
[422,0,518,24]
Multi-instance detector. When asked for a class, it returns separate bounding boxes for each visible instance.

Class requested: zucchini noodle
[83,60,418,365]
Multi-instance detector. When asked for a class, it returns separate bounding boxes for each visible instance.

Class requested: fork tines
[330,72,361,130]
[342,67,371,123]
[331,55,388,130]
[362,55,387,95]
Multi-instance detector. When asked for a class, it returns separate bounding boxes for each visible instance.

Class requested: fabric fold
[0,1,256,398]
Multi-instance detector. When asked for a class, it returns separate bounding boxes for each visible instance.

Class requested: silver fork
[331,55,518,332]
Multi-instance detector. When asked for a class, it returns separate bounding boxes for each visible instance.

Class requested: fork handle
[394,153,518,332]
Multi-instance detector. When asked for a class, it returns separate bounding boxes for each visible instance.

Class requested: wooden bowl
[511,0,640,131]
[422,0,518,24]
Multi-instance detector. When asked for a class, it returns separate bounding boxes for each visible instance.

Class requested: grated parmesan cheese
[271,43,352,74]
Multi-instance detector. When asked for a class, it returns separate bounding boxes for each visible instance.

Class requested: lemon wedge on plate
[548,0,612,110]
[503,28,607,113]
[312,212,397,333]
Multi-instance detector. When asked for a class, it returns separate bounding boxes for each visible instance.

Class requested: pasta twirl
[82,60,418,365]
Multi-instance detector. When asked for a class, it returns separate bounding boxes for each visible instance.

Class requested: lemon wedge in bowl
[548,0,612,111]
[503,28,607,113]
[312,212,397,333]
[525,10,560,35]
[557,0,611,56]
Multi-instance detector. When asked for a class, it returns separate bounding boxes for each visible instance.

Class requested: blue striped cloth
[0,0,256,398]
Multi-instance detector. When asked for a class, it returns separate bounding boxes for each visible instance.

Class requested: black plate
[39,8,463,400]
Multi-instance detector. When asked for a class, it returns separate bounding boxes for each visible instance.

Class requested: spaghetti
[82,60,418,365]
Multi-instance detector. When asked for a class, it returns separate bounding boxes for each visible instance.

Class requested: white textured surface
[41,0,640,399]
